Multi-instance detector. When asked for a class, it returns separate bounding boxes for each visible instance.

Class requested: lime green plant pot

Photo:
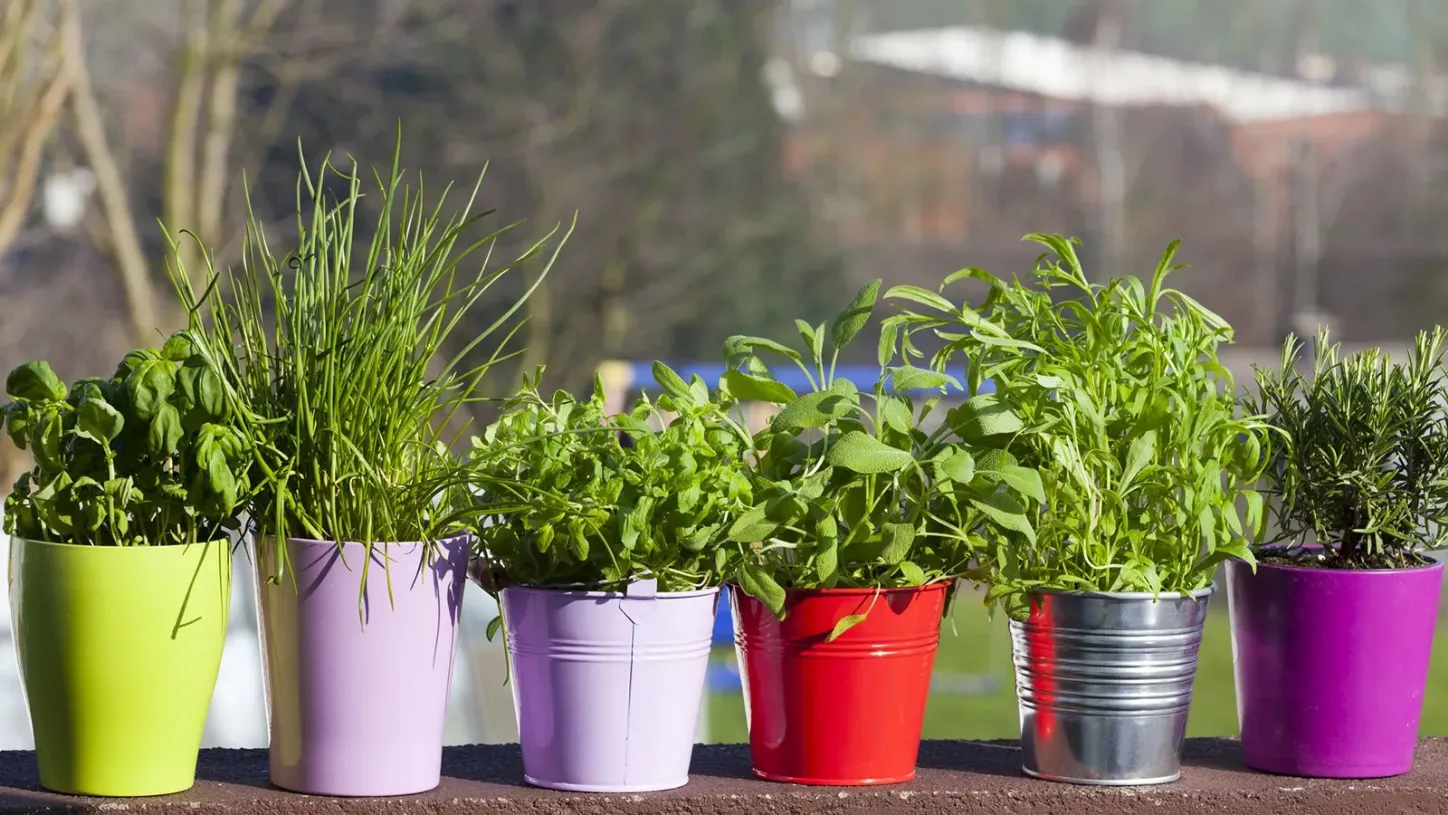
[8,536,232,796]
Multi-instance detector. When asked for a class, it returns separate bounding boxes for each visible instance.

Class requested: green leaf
[1245,490,1266,540]
[723,369,797,404]
[970,492,1036,543]
[688,376,709,405]
[622,497,654,549]
[651,361,692,402]
[160,333,196,361]
[727,506,778,543]
[978,463,1046,504]
[934,449,976,484]
[881,395,914,435]
[29,410,62,469]
[1198,506,1217,548]
[727,335,802,363]
[824,431,915,474]
[1120,430,1157,492]
[147,403,183,458]
[889,366,960,393]
[126,359,176,421]
[898,560,927,585]
[828,278,881,351]
[2,401,32,449]
[739,564,787,617]
[795,320,818,353]
[879,522,916,564]
[178,358,226,420]
[773,390,856,431]
[5,361,66,403]
[883,284,956,314]
[968,328,1045,354]
[815,515,839,582]
[878,317,900,367]
[76,398,124,444]
[826,612,868,642]
[949,393,1024,439]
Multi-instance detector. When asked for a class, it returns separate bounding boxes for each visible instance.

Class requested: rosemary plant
[886,234,1273,616]
[171,143,568,581]
[1247,328,1448,569]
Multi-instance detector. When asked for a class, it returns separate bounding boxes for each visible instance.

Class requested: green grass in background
[704,598,1448,743]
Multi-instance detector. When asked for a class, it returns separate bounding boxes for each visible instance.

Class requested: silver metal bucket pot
[1009,585,1212,785]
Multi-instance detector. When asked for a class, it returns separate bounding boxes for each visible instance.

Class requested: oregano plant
[1,334,255,546]
[886,234,1273,617]
[721,279,1044,639]
[1246,327,1448,569]
[466,365,755,604]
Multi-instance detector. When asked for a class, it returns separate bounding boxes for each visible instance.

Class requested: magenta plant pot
[1226,554,1443,778]
[502,582,718,792]
[256,535,469,796]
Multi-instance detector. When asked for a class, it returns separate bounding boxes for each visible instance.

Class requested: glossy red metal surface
[731,583,949,786]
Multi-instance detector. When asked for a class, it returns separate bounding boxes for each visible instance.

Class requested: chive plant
[170,142,569,587]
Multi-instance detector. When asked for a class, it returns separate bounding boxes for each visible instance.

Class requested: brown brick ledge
[2,739,1448,814]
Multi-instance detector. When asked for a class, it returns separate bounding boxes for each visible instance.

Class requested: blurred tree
[0,0,70,259]
[287,0,844,387]
[59,0,302,341]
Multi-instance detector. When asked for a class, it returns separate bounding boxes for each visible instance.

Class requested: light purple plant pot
[1227,553,1443,778]
[502,581,718,792]
[256,535,469,796]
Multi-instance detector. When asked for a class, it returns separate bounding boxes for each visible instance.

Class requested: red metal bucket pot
[731,582,949,785]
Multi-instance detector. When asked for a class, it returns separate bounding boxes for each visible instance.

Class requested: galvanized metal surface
[1010,586,1213,786]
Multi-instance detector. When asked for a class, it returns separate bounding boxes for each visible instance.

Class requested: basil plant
[886,234,1274,617]
[719,279,1044,639]
[1,333,255,547]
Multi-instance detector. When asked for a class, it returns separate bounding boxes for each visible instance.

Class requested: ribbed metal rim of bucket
[1025,583,1216,601]
[502,584,721,599]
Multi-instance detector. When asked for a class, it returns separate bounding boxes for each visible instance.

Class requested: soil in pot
[256,534,469,797]
[1227,551,1443,778]
[10,537,232,797]
[502,580,718,793]
[732,582,948,786]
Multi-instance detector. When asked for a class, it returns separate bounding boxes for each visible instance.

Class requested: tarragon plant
[720,279,1044,638]
[885,234,1273,617]
[466,365,755,605]
[171,141,566,586]
[1246,327,1448,569]
[1,334,255,546]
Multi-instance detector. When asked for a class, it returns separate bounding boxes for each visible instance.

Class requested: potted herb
[2,337,250,797]
[466,366,753,792]
[1233,329,1448,778]
[721,280,1042,786]
[888,235,1273,785]
[173,148,565,797]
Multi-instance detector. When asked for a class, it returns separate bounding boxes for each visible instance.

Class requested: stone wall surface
[3,739,1448,814]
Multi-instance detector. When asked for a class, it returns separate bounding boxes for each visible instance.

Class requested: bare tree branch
[0,0,71,258]
[62,0,159,342]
